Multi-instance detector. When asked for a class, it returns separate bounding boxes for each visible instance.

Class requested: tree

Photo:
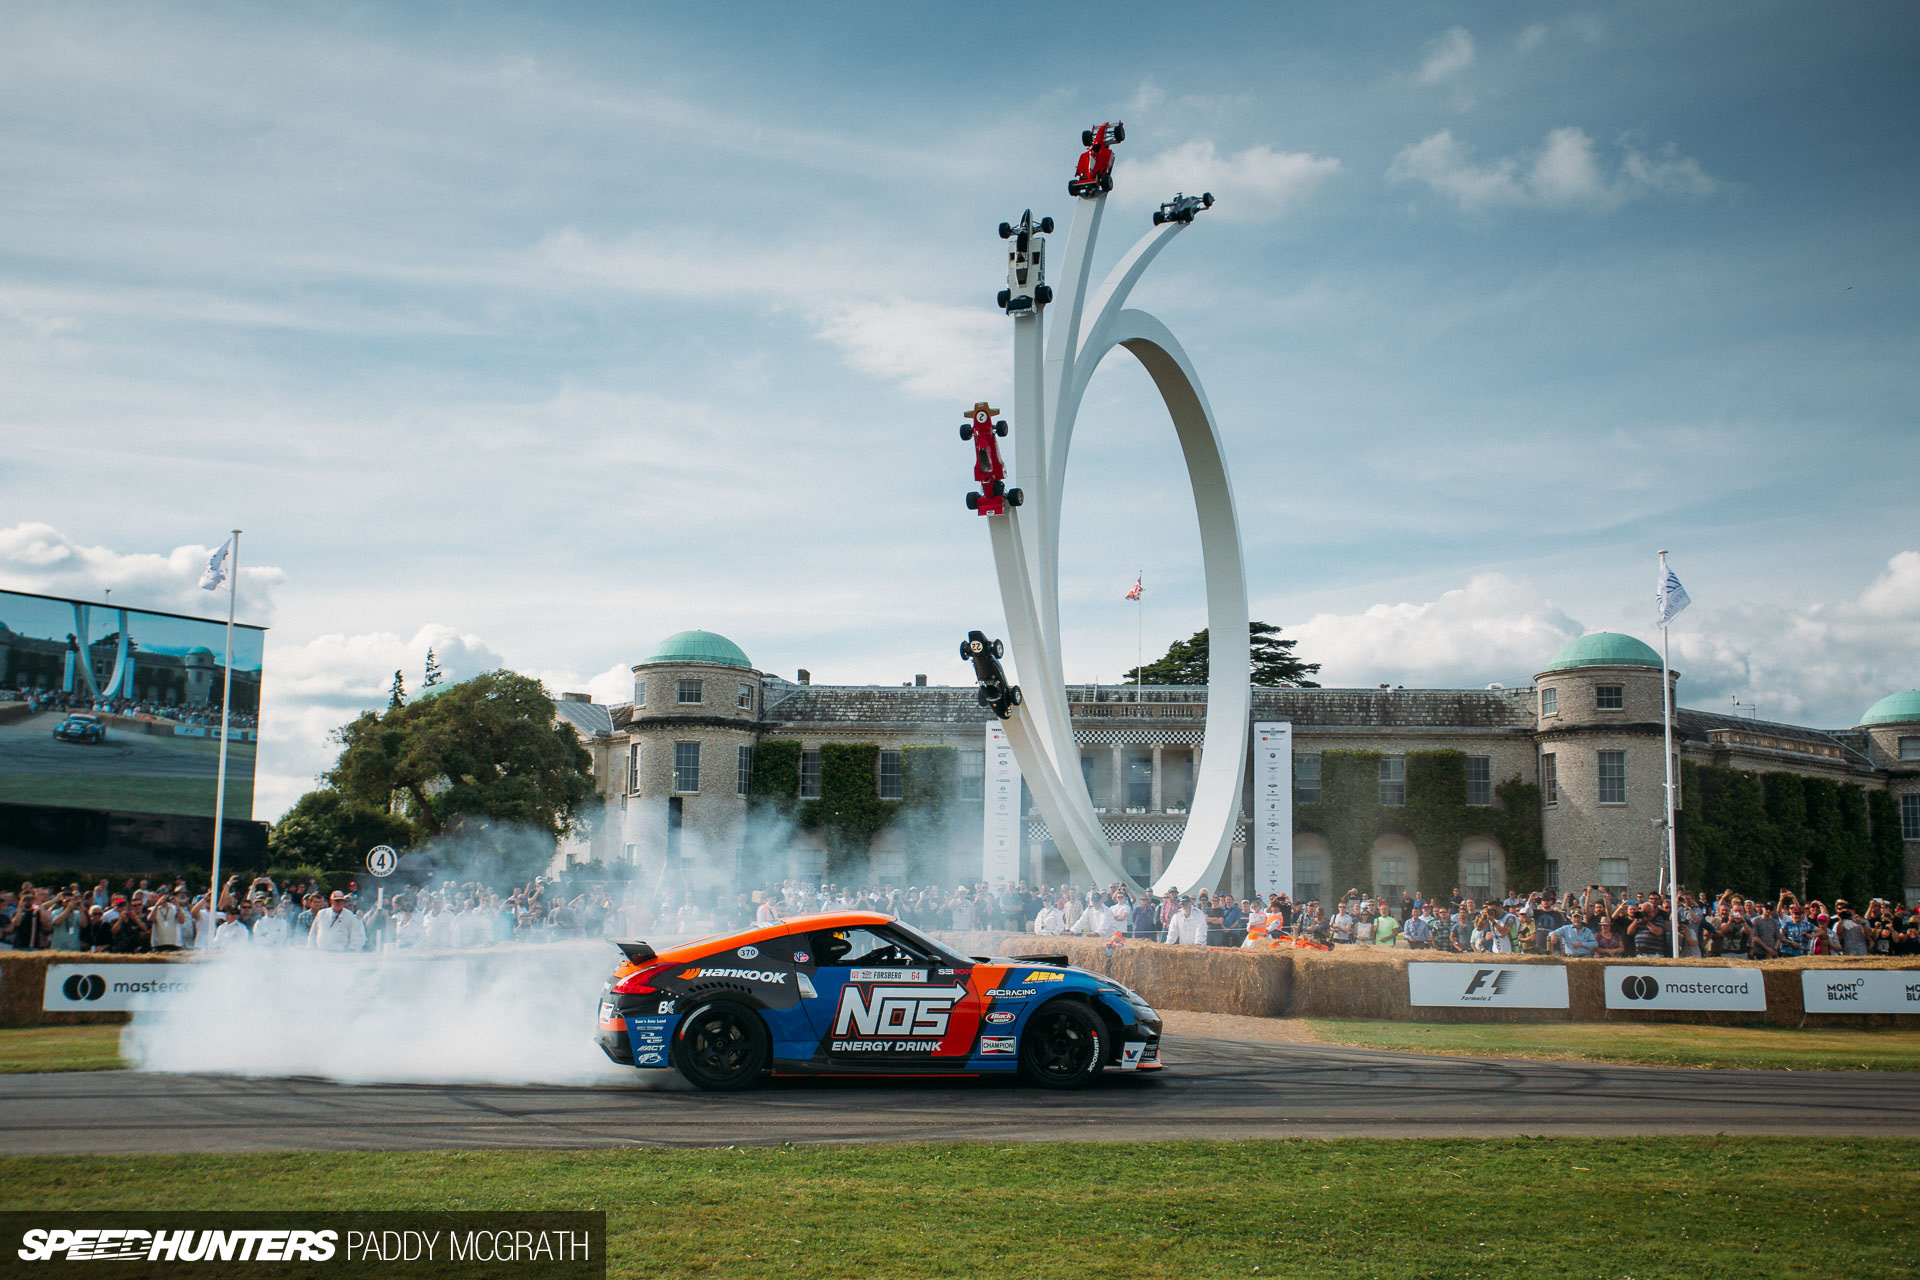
[266,789,416,877]
[423,648,443,688]
[1123,621,1320,687]
[387,669,407,710]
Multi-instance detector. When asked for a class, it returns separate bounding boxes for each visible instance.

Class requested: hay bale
[0,952,184,1028]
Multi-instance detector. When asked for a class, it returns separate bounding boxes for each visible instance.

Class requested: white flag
[1656,563,1690,628]
[199,537,233,591]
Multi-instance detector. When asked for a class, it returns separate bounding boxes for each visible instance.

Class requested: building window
[1295,754,1321,805]
[878,750,902,800]
[1542,753,1558,806]
[632,678,645,707]
[872,851,906,886]
[799,749,822,799]
[1126,754,1152,809]
[1540,686,1557,717]
[1545,859,1560,894]
[1121,842,1151,881]
[676,679,703,705]
[1295,856,1325,905]
[1598,857,1630,895]
[737,745,753,797]
[673,742,700,793]
[1596,684,1624,711]
[737,682,754,712]
[1379,756,1405,806]
[1903,794,1920,841]
[627,743,641,794]
[1598,750,1627,805]
[959,749,985,800]
[1377,856,1407,905]
[1466,756,1492,806]
[1899,736,1920,762]
[1461,849,1491,893]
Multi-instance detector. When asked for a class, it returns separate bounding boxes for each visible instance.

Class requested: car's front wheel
[1018,999,1103,1089]
[672,1000,769,1092]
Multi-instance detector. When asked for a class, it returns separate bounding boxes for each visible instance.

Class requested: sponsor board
[44,965,198,1012]
[676,967,786,984]
[850,968,926,983]
[978,1036,1017,1056]
[832,983,966,1038]
[983,722,1022,884]
[1801,970,1920,1014]
[1407,963,1570,1009]
[1604,966,1766,1011]
[1251,721,1293,899]
[1021,970,1065,983]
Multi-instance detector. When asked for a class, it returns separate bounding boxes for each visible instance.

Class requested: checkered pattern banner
[1022,817,1250,844]
[1073,727,1204,745]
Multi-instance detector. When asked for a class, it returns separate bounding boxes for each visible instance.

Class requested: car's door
[798,924,990,1070]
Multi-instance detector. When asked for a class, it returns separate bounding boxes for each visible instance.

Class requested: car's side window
[805,927,929,970]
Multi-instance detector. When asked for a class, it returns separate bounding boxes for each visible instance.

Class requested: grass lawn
[3,1140,1913,1279]
[0,1025,125,1073]
[1305,1019,1920,1071]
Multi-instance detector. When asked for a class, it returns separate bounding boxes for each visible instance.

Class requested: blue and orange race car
[596,910,1163,1091]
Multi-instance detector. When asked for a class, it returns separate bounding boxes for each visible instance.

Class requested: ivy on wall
[899,745,960,882]
[801,743,898,875]
[1683,762,1898,901]
[746,739,801,820]
[1294,749,1543,898]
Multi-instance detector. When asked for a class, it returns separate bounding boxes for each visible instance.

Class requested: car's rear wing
[614,940,657,964]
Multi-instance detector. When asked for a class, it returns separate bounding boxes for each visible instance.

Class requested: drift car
[961,629,1021,718]
[996,209,1054,314]
[960,401,1022,515]
[1069,121,1124,197]
[51,713,105,744]
[596,911,1161,1091]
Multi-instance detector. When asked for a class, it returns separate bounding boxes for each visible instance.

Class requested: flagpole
[1659,549,1680,960]
[1135,568,1143,698]
[207,529,240,947]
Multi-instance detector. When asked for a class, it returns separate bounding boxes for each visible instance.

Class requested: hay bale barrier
[0,951,184,1028]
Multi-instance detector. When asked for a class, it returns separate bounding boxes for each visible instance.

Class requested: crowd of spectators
[4,686,258,732]
[5,872,1916,959]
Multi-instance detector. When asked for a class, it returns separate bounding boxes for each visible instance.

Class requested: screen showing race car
[0,588,265,821]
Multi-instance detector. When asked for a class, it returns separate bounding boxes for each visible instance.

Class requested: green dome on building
[643,630,752,670]
[1542,632,1663,672]
[1858,690,1920,726]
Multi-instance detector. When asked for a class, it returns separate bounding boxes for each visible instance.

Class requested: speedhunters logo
[3,1213,604,1276]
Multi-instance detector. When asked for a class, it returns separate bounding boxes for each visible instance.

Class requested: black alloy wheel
[672,1001,769,1092]
[1018,999,1103,1089]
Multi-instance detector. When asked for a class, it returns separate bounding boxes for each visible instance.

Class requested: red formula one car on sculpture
[961,401,1022,515]
[1069,121,1124,197]
[596,910,1164,1091]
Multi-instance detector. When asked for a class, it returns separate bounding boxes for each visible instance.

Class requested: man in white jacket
[1033,896,1069,935]
[1165,896,1209,946]
[1071,893,1110,935]
[309,891,367,951]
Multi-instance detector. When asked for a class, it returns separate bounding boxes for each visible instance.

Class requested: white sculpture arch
[985,192,1250,895]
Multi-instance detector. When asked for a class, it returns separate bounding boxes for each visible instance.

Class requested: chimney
[914,674,927,687]
[797,668,811,685]
[562,691,591,703]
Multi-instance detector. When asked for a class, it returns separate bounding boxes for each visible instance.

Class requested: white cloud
[1516,24,1549,54]
[1416,28,1476,85]
[0,522,284,622]
[1287,573,1583,687]
[810,300,1004,403]
[1127,78,1167,113]
[1387,127,1722,213]
[1116,140,1341,222]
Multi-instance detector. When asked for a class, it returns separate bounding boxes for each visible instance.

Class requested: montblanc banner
[1800,969,1920,1014]
[44,964,200,1013]
[1250,722,1292,899]
[1603,966,1766,1011]
[982,722,1021,885]
[1407,962,1569,1008]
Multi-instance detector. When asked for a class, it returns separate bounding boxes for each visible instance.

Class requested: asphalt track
[0,712,244,781]
[6,1033,1919,1154]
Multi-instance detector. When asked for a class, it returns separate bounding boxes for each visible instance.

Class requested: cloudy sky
[3,2,1916,821]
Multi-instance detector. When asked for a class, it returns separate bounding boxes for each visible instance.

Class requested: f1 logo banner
[1407,962,1569,1008]
[1801,970,1920,1014]
[1251,722,1292,899]
[1603,966,1766,1011]
[44,965,197,1012]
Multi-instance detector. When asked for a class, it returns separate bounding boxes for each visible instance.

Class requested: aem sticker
[1022,970,1066,983]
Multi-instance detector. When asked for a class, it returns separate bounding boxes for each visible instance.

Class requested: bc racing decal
[984,987,1036,999]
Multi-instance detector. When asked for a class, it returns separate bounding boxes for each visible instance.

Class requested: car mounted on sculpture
[961,402,1022,516]
[1152,191,1214,225]
[996,209,1054,314]
[51,713,105,744]
[1069,121,1124,197]
[596,910,1162,1091]
[961,629,1022,718]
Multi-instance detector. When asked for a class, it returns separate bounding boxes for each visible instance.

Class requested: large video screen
[0,588,265,821]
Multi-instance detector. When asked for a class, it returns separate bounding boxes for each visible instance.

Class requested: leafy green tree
[266,789,415,876]
[1123,621,1320,687]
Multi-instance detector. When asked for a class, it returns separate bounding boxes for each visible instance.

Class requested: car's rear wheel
[1112,123,1125,143]
[672,1000,768,1092]
[960,423,973,441]
[966,492,980,510]
[1082,129,1094,147]
[1018,999,1103,1089]
[994,420,1008,437]
[1009,686,1023,706]
[990,639,1005,659]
